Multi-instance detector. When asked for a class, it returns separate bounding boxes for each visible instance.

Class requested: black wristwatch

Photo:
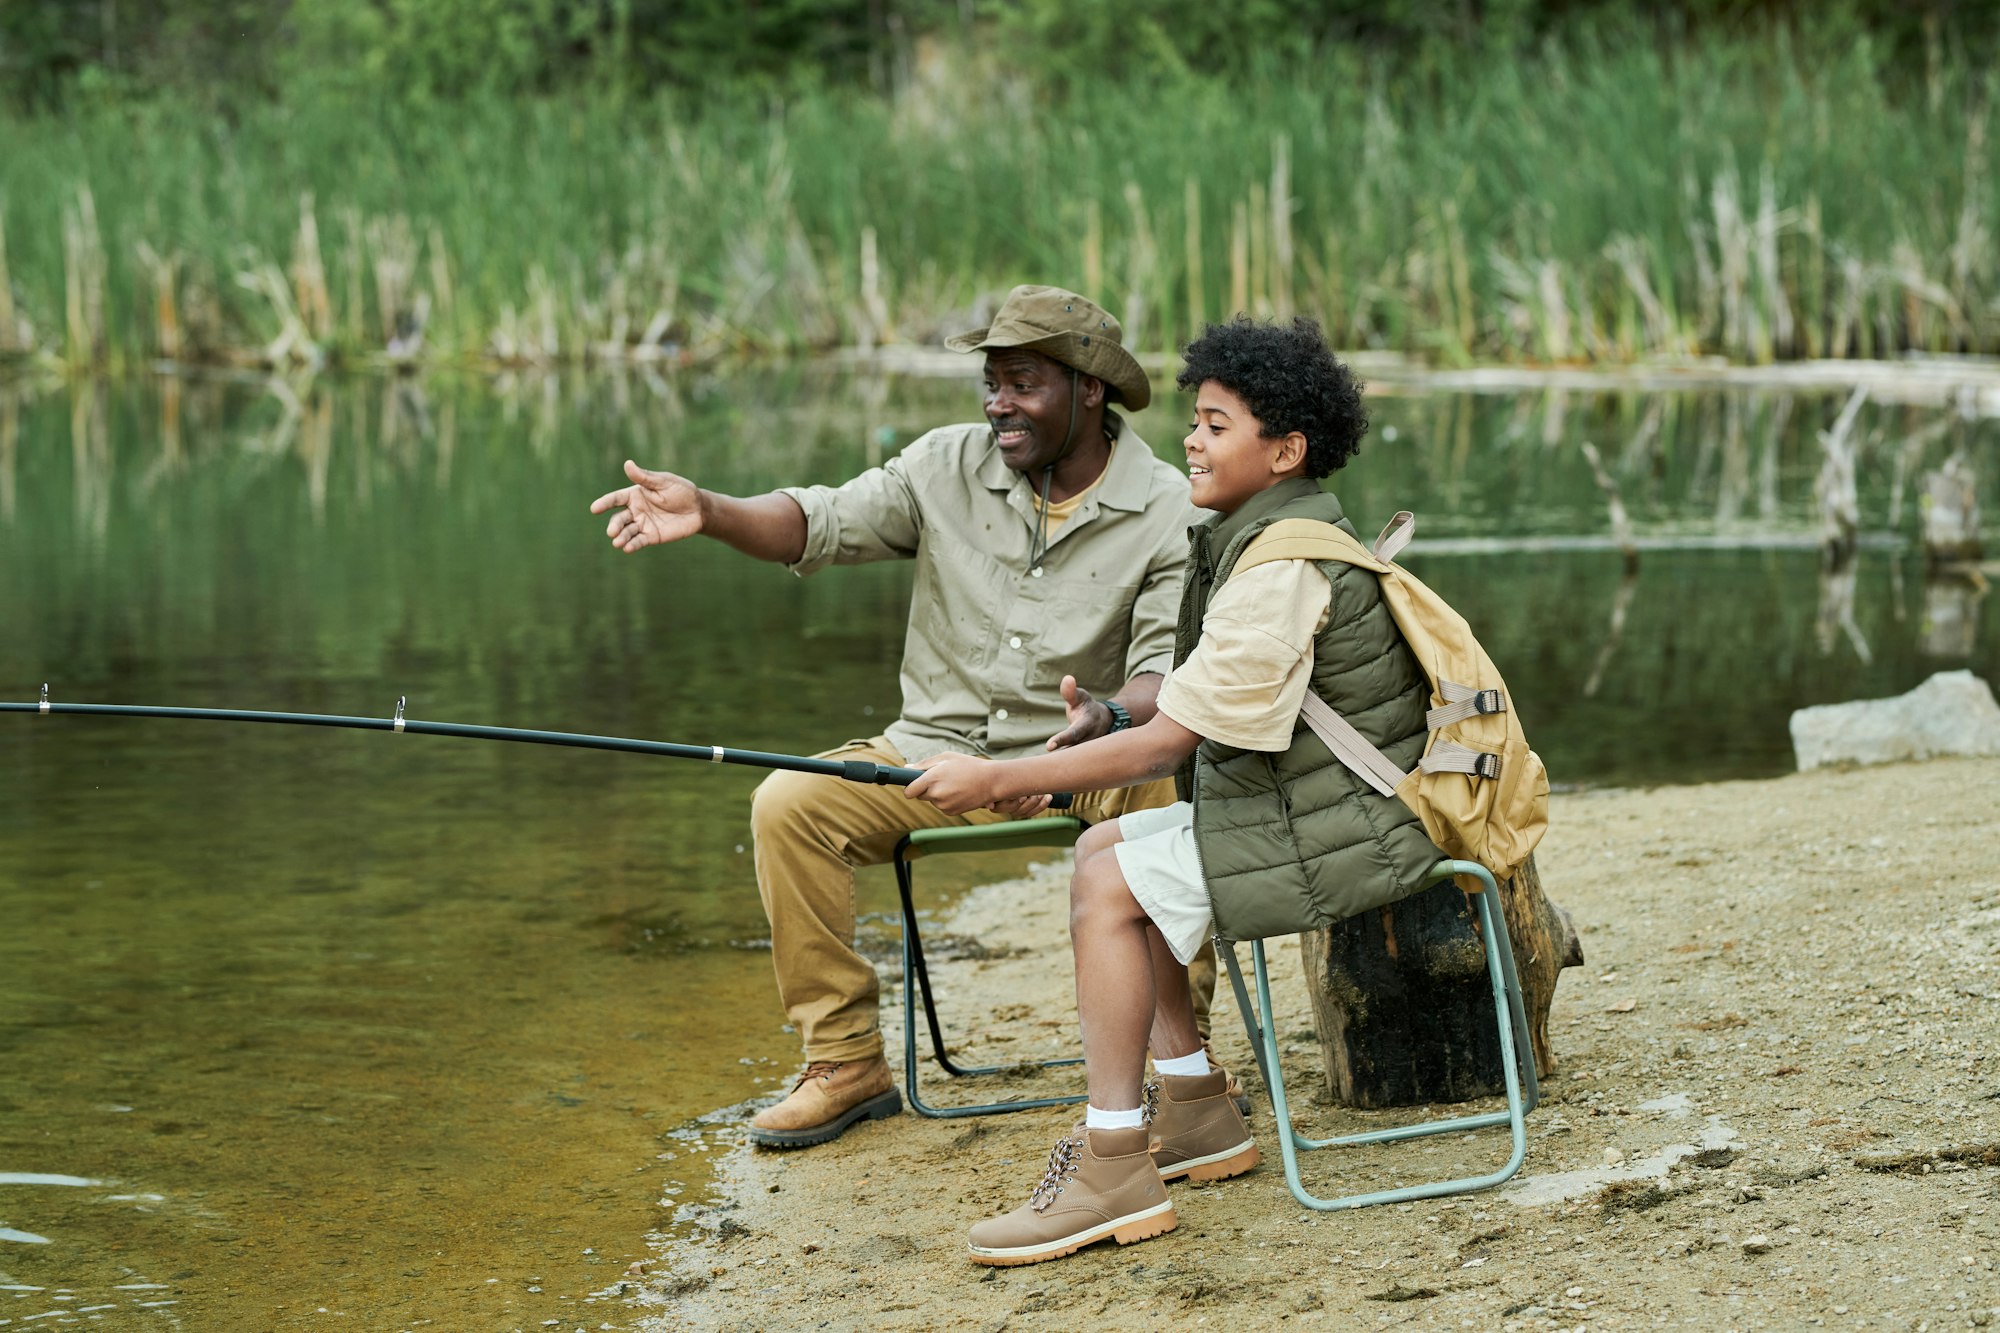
[1102,699,1132,733]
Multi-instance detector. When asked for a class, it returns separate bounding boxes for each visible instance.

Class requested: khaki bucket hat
[945,285,1152,411]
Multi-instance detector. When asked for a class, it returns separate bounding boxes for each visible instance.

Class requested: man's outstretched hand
[1046,675,1114,751]
[591,460,703,552]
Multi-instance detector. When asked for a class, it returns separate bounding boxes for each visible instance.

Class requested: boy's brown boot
[1210,1060,1252,1116]
[967,1126,1177,1266]
[747,1056,901,1148]
[1153,1043,1251,1116]
[1145,1070,1261,1182]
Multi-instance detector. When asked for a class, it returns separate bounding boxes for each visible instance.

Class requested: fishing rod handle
[857,760,1075,811]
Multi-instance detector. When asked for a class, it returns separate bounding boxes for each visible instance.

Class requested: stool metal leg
[1485,878,1542,1114]
[894,836,1085,1119]
[1232,860,1534,1209]
[1222,939,1274,1098]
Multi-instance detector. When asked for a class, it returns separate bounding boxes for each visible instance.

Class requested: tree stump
[1300,853,1582,1108]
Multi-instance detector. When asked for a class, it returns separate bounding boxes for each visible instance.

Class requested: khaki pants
[752,735,1215,1063]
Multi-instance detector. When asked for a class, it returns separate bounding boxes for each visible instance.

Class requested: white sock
[1154,1049,1212,1078]
[1084,1104,1146,1131]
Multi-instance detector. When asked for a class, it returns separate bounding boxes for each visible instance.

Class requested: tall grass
[0,30,1994,374]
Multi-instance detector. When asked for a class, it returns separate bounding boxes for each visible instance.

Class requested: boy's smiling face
[1183,381,1309,513]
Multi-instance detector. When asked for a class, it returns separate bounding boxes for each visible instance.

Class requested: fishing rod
[1,685,1074,810]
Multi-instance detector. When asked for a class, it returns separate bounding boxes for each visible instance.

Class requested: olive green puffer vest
[1174,478,1445,943]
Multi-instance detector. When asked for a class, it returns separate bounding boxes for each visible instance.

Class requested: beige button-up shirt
[781,421,1196,763]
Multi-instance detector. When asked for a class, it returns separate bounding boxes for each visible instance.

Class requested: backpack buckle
[1474,688,1505,715]
[1474,752,1501,780]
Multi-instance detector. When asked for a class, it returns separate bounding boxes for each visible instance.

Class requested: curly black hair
[1175,317,1367,478]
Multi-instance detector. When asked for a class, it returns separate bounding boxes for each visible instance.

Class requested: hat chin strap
[1026,366,1081,574]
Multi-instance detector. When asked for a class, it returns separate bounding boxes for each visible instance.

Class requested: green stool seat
[892,816,1087,1118]
[1219,859,1542,1209]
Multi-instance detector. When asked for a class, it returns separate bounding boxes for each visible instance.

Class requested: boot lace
[1141,1080,1161,1126]
[789,1060,842,1092]
[1028,1134,1085,1212]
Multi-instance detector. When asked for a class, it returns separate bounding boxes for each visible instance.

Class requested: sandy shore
[635,759,2000,1331]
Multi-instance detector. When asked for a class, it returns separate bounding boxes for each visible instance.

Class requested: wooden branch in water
[1579,439,1638,574]
[1815,386,1868,567]
[1582,570,1640,699]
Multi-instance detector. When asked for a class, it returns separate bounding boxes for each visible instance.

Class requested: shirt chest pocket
[1021,582,1141,693]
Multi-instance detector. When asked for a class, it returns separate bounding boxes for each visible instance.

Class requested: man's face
[982,350,1094,472]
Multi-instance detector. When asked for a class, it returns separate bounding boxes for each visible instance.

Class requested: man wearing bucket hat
[593,285,1219,1147]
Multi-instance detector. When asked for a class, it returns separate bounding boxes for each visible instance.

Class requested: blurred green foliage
[3,0,1994,368]
[2,0,1989,108]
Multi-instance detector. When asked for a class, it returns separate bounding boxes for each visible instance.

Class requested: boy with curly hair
[910,316,1443,1265]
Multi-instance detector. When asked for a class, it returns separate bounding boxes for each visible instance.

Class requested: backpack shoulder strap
[1239,510,1508,765]
[1230,518,1385,579]
[1225,518,1415,799]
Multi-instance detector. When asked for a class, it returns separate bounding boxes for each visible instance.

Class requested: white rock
[1498,1116,1743,1206]
[1790,670,2000,770]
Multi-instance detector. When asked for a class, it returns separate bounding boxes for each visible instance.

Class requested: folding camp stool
[1219,859,1542,1210]
[892,816,1088,1118]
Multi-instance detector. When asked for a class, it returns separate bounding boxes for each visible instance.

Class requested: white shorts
[1110,801,1213,965]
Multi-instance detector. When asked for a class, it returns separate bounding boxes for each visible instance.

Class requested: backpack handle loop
[1372,510,1416,562]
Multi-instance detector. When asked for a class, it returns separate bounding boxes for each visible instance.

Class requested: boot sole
[1157,1139,1260,1183]
[747,1087,903,1149]
[967,1201,1177,1266]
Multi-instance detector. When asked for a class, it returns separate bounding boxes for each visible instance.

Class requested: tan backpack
[1233,511,1548,887]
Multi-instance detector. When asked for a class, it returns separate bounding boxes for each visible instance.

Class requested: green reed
[0,29,1992,375]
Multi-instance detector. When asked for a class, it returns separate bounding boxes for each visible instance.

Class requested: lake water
[0,367,1992,1328]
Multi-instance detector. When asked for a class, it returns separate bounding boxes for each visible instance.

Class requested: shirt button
[1009,636,1022,650]
[995,708,1009,720]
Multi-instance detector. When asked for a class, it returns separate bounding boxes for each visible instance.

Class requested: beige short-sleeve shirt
[1157,558,1332,752]
[778,422,1197,763]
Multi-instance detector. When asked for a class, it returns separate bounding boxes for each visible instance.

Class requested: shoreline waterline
[7,347,2000,411]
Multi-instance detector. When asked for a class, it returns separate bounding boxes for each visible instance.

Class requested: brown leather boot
[1203,1043,1253,1116]
[748,1056,901,1148]
[967,1126,1176,1266]
[1218,1063,1252,1117]
[1145,1070,1260,1183]
[1152,1043,1251,1116]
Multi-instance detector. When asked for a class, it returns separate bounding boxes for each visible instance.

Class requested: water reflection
[1924,577,1986,658]
[0,364,1992,787]
[0,390,14,523]
[0,366,1993,1328]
